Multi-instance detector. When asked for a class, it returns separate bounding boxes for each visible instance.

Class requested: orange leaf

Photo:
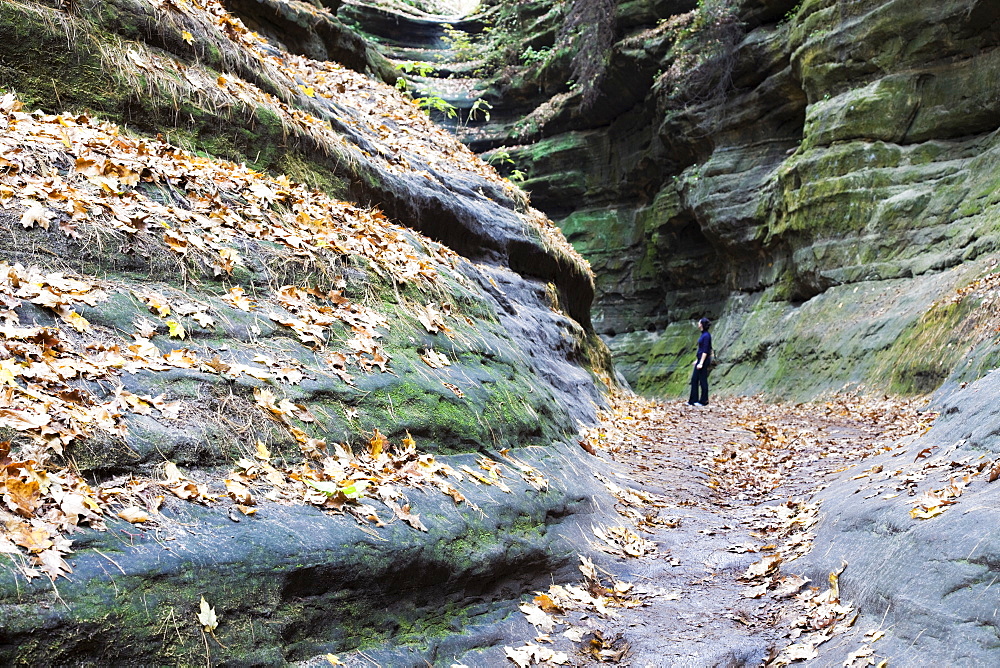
[10,524,52,553]
[369,428,387,458]
[4,477,41,516]
[533,593,564,614]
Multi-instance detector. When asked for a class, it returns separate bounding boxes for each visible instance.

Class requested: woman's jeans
[689,365,709,405]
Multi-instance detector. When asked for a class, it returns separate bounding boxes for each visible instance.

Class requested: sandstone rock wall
[400,0,1000,400]
[795,367,1000,666]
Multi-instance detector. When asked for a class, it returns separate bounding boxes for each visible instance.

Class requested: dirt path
[503,393,933,668]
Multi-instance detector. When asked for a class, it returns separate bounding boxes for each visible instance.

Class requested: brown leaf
[388,501,427,531]
[225,479,253,505]
[204,356,232,374]
[746,554,783,579]
[0,408,51,432]
[4,477,41,517]
[118,507,150,523]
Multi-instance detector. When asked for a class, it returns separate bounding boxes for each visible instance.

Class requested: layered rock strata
[363,0,1000,399]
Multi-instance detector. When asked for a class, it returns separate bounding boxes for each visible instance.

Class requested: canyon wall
[390,0,1000,400]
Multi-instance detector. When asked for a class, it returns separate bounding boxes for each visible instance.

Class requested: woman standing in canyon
[688,318,712,406]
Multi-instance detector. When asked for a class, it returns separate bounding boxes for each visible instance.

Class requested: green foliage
[486,147,514,167]
[396,61,435,77]
[441,23,477,61]
[416,94,458,119]
[520,46,552,68]
[780,1,805,26]
[468,97,492,122]
[395,62,436,93]
[485,147,526,182]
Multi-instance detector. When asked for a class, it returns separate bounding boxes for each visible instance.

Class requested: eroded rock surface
[0,0,616,662]
[367,0,1000,400]
[797,373,1000,665]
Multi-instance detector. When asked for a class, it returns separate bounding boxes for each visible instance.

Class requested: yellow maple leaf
[0,358,23,385]
[255,441,271,460]
[181,30,194,44]
[298,85,316,98]
[166,320,186,339]
[909,505,944,520]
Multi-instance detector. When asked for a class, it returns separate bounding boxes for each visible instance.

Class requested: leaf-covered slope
[0,0,616,662]
[0,0,593,319]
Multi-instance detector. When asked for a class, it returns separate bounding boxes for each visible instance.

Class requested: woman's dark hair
[699,318,711,330]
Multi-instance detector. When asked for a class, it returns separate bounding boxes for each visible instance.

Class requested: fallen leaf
[165,320,186,339]
[118,507,150,523]
[19,203,51,229]
[369,428,388,458]
[4,477,41,516]
[534,593,564,614]
[746,554,782,579]
[783,642,819,661]
[519,603,555,634]
[197,596,218,632]
[255,441,271,460]
[909,505,944,520]
[225,479,253,505]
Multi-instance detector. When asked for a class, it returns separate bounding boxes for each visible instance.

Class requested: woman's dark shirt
[697,331,712,362]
